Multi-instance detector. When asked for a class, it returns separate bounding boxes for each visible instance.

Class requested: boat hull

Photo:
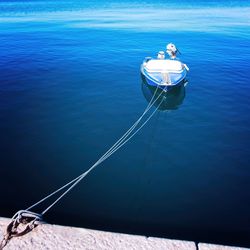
[141,77,187,111]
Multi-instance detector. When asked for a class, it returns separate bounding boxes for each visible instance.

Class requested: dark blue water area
[0,1,250,247]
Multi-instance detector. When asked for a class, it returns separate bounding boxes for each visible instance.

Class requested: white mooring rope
[1,85,166,249]
[26,86,165,215]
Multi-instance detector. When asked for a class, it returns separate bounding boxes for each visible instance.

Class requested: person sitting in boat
[157,51,165,60]
[166,43,178,60]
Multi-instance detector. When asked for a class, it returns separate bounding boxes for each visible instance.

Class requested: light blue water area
[0,0,250,247]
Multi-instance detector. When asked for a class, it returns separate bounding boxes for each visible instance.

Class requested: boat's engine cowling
[166,43,177,57]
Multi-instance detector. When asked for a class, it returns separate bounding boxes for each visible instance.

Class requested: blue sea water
[0,0,250,247]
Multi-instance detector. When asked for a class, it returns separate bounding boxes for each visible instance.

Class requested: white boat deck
[145,59,183,73]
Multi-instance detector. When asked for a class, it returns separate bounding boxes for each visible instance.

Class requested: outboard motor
[157,51,165,60]
[166,43,178,59]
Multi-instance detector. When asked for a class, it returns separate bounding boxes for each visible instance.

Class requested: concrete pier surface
[0,217,248,250]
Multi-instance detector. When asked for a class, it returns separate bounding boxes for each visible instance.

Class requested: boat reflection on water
[141,77,187,111]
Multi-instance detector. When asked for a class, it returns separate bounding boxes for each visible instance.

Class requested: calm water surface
[0,0,250,247]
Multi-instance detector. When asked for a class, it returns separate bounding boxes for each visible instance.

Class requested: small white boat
[141,44,189,91]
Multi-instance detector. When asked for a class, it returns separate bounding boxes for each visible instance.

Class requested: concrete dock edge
[0,217,248,250]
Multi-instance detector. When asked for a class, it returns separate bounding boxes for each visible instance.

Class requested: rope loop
[0,210,42,249]
[10,210,42,237]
